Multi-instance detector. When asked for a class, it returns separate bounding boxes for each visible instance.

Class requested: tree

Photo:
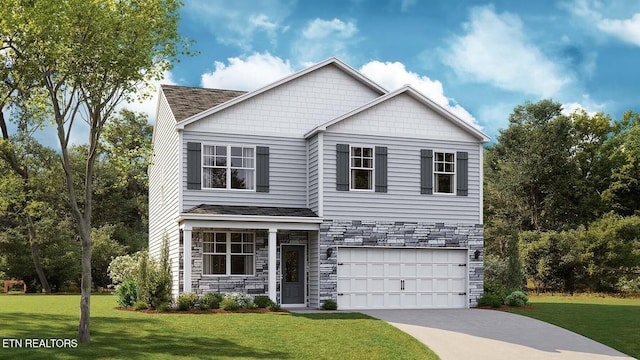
[602,111,640,215]
[3,0,190,342]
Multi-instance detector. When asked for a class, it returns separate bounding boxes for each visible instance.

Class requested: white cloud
[302,18,357,39]
[201,53,294,91]
[565,0,640,46]
[561,94,606,116]
[597,14,640,45]
[442,6,572,97]
[293,18,359,65]
[182,1,294,50]
[360,61,479,127]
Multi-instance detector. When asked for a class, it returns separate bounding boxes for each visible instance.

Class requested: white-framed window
[350,146,374,190]
[434,152,455,194]
[202,232,255,275]
[202,145,255,190]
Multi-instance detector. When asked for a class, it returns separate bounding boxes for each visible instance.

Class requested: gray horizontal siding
[148,92,182,298]
[182,131,308,210]
[308,135,319,213]
[323,133,481,223]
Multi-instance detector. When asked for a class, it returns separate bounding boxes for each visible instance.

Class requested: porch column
[268,228,277,303]
[183,228,192,293]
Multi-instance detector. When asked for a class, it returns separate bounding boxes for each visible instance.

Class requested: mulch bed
[115,306,288,314]
[476,305,538,311]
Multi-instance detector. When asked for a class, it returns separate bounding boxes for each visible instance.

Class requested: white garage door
[337,247,468,310]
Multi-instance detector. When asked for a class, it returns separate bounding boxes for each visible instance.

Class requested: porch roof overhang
[176,204,322,231]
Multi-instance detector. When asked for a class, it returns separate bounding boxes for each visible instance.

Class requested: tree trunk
[27,215,52,293]
[78,222,92,343]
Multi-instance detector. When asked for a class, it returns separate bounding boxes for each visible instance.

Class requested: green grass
[506,294,640,359]
[0,294,437,360]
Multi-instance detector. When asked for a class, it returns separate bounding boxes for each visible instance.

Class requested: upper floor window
[350,146,374,190]
[202,145,255,190]
[434,152,455,194]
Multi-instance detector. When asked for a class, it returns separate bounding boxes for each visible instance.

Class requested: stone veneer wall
[319,220,484,307]
[182,229,310,304]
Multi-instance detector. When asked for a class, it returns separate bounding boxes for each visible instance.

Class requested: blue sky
[153,0,640,139]
[23,0,640,145]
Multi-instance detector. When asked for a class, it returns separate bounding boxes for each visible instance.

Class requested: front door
[281,245,305,304]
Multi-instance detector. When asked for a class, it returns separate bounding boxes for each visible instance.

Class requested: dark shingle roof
[161,84,246,122]
[186,204,318,218]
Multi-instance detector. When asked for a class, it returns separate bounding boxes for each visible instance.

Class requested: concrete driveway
[360,309,633,360]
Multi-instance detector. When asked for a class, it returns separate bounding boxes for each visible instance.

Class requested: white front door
[337,247,468,309]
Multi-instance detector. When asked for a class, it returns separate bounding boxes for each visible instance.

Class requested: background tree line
[0,109,152,292]
[484,99,640,293]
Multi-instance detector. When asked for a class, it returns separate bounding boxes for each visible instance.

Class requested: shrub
[484,280,507,304]
[132,300,149,310]
[220,292,253,311]
[253,295,275,309]
[108,252,143,285]
[321,299,338,310]
[220,298,241,311]
[115,279,138,307]
[267,302,281,311]
[138,236,172,309]
[199,293,223,310]
[177,292,198,311]
[156,303,171,312]
[505,290,529,307]
[477,294,502,308]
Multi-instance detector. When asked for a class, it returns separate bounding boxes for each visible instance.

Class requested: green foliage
[321,299,338,310]
[253,295,275,309]
[505,291,529,307]
[484,280,507,304]
[198,293,223,310]
[520,214,640,293]
[137,236,172,310]
[108,252,143,285]
[91,225,126,288]
[267,302,281,312]
[219,298,241,311]
[132,300,149,311]
[177,292,198,311]
[220,293,253,311]
[114,279,138,307]
[477,294,502,308]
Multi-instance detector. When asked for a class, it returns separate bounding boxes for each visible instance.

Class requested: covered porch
[177,205,321,307]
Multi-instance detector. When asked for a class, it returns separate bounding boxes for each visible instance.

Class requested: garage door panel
[337,248,468,310]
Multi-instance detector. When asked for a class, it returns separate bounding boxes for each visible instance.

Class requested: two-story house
[148,57,489,310]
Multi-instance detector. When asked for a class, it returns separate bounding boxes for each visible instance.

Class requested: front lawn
[506,294,640,359]
[0,294,437,359]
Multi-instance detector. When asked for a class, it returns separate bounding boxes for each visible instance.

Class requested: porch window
[203,232,254,275]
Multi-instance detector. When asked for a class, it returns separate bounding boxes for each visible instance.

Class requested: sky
[27,0,640,145]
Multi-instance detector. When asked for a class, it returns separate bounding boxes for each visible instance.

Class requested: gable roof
[161,84,246,122]
[174,57,388,130]
[304,85,491,143]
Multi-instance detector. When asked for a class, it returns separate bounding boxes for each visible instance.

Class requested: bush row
[176,292,280,311]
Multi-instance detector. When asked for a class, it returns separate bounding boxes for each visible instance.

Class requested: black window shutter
[256,146,270,192]
[420,149,433,194]
[375,146,387,193]
[336,144,349,191]
[456,151,468,196]
[187,142,201,190]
